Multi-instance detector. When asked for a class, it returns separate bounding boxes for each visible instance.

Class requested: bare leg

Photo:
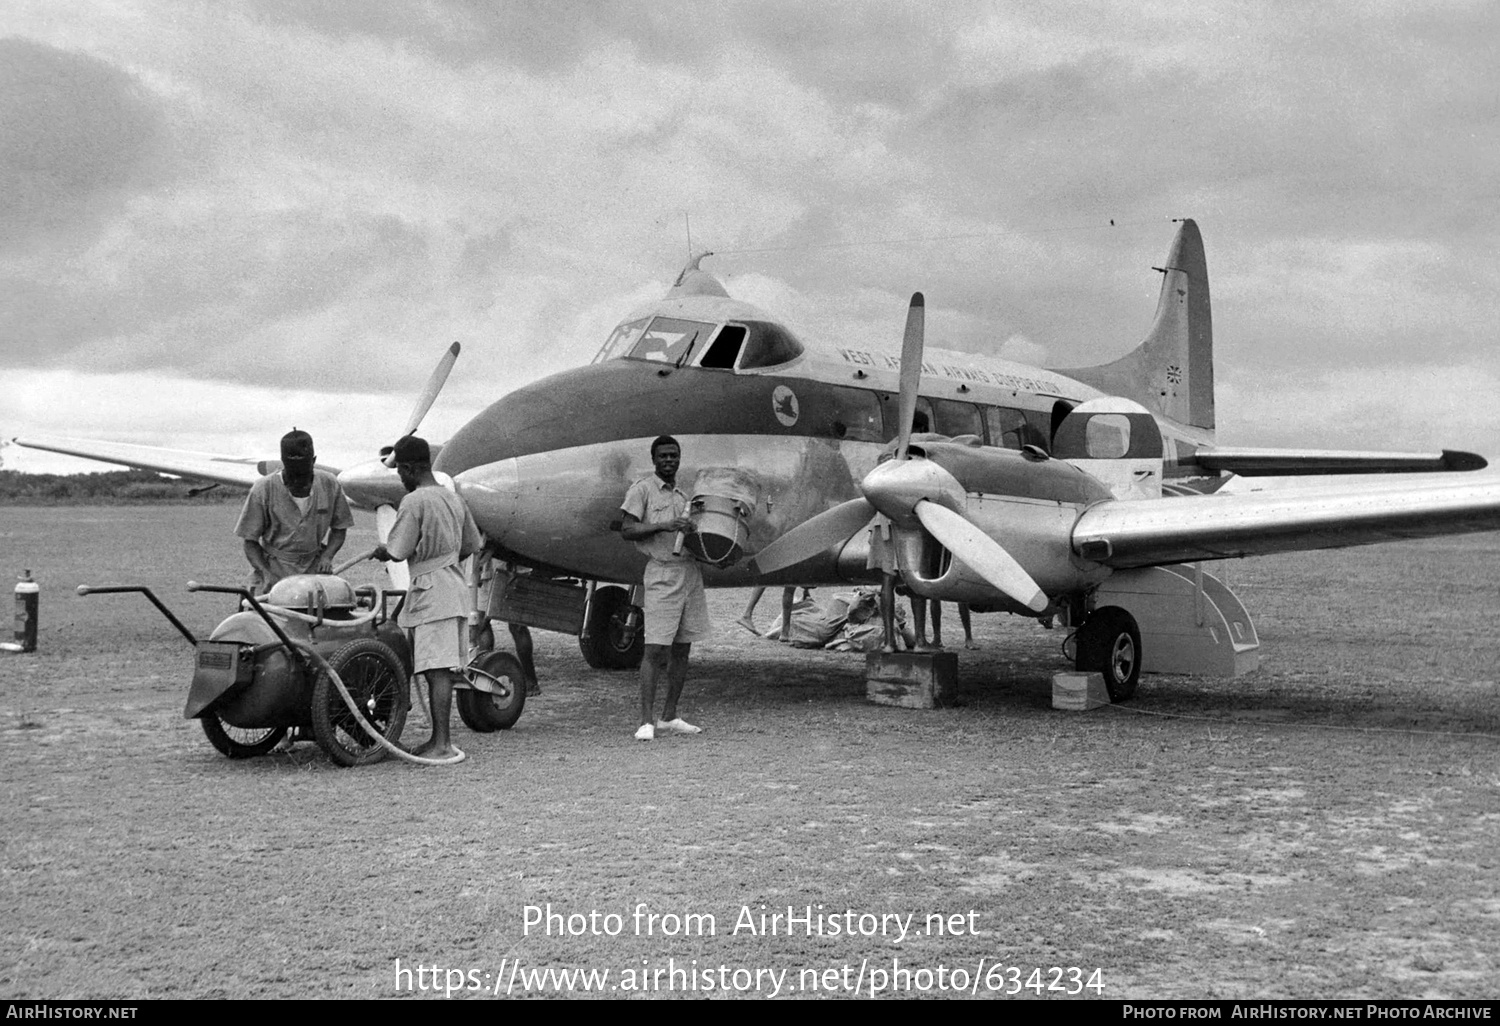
[639,643,669,732]
[779,586,796,644]
[508,622,540,695]
[881,575,897,653]
[409,667,460,759]
[911,596,932,651]
[931,600,944,649]
[960,603,977,648]
[661,642,692,721]
[736,587,766,636]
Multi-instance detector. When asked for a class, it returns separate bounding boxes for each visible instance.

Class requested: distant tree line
[0,470,250,505]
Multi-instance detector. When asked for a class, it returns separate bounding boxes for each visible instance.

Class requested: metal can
[14,570,39,653]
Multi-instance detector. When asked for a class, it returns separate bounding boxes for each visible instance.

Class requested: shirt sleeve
[385,500,420,562]
[459,501,482,559]
[328,474,355,530]
[234,480,269,541]
[620,479,646,521]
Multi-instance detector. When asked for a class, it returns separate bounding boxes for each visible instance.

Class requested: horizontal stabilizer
[1195,446,1486,476]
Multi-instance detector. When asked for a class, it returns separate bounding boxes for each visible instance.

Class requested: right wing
[1192,446,1486,476]
[1072,476,1500,568]
[10,434,322,488]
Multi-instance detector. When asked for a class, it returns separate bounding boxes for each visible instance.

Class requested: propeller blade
[912,500,1049,612]
[376,503,411,591]
[894,292,924,461]
[400,341,462,439]
[751,498,876,575]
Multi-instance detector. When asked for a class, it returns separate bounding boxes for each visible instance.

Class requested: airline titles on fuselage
[832,346,1067,395]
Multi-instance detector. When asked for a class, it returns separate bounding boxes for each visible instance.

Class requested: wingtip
[1441,449,1487,472]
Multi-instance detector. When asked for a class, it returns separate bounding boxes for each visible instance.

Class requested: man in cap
[373,434,483,761]
[619,434,708,740]
[235,428,354,593]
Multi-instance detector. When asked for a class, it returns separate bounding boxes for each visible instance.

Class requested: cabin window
[828,386,883,442]
[875,394,948,441]
[1085,414,1131,458]
[626,317,718,365]
[933,399,982,439]
[983,406,1050,451]
[738,321,805,369]
[1053,412,1163,459]
[911,398,936,434]
[699,325,746,369]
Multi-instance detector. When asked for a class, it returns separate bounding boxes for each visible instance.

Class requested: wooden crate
[864,651,957,709]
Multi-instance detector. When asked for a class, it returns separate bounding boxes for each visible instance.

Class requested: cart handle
[76,585,199,646]
[186,582,310,670]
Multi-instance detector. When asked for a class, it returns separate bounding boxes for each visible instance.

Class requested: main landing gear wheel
[311,638,410,767]
[200,713,286,759]
[579,585,644,670]
[1076,607,1141,702]
[456,650,527,732]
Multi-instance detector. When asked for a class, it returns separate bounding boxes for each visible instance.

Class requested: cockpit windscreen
[626,317,718,365]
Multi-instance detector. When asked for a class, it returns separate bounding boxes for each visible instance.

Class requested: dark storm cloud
[0,37,171,250]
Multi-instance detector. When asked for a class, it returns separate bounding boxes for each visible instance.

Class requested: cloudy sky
[3,1,1497,475]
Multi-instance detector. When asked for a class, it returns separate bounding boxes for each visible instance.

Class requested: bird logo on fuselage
[772,385,800,427]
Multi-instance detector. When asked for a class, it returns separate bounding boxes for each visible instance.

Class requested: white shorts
[411,617,469,675]
[641,560,710,646]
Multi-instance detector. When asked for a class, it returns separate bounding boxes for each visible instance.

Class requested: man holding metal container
[619,435,708,741]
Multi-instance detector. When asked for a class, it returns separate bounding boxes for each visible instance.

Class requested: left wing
[10,434,331,488]
[1072,477,1500,568]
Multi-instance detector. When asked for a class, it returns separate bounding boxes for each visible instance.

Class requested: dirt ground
[1,506,1497,1000]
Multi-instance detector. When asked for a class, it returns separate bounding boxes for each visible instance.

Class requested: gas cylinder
[14,570,39,653]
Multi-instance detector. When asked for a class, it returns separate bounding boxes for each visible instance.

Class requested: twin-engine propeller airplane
[18,219,1500,700]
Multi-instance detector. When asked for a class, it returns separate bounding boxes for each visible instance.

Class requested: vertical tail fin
[1058,219,1215,430]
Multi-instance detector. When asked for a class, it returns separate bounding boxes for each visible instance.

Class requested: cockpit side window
[738,321,805,369]
[699,324,746,369]
[626,317,718,365]
[593,317,651,364]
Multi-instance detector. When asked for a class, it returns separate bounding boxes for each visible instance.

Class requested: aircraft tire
[456,650,527,732]
[1076,607,1141,702]
[200,712,286,759]
[579,585,644,670]
[311,638,410,767]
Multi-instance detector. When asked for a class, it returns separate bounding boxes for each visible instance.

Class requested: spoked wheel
[311,639,410,767]
[200,712,286,759]
[456,650,527,732]
[578,585,643,670]
[1076,607,1142,702]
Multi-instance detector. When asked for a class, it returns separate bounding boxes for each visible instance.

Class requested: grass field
[1,506,1497,1000]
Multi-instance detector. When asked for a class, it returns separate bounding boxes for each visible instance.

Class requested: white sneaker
[656,718,702,735]
[634,723,655,740]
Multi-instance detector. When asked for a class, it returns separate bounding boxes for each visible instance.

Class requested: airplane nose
[859,458,966,530]
[453,458,522,541]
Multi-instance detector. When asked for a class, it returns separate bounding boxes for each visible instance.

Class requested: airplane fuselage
[433,336,1205,606]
